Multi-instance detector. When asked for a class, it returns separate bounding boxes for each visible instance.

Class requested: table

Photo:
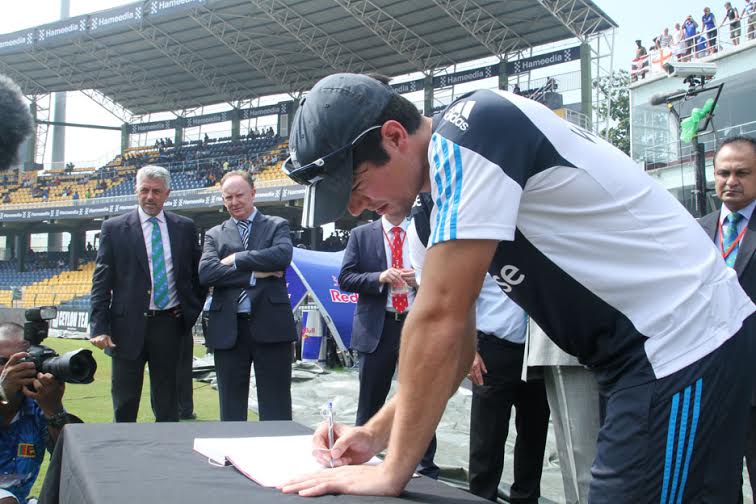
[40,421,488,504]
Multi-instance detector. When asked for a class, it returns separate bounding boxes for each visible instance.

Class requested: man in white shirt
[337,210,439,477]
[408,193,549,503]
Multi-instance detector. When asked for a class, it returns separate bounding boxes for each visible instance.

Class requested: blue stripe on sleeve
[439,136,454,241]
[450,143,463,240]
[431,134,446,244]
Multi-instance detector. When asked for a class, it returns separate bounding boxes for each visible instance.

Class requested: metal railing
[630,24,756,79]
[641,120,756,167]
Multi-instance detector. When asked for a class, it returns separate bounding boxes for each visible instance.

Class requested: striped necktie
[237,219,251,306]
[723,212,744,268]
[148,217,169,309]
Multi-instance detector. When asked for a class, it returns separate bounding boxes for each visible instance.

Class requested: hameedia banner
[289,248,356,358]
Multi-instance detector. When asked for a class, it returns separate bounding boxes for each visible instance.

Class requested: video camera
[22,306,97,384]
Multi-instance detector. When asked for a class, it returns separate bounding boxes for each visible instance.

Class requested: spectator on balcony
[696,32,709,57]
[660,27,674,48]
[72,191,79,201]
[85,189,92,199]
[746,0,756,39]
[2,194,10,204]
[721,2,741,46]
[683,15,699,58]
[702,7,718,54]
[632,40,649,80]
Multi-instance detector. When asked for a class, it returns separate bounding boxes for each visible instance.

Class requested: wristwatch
[44,411,68,429]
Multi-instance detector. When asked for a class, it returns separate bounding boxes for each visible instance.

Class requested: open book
[194,434,382,487]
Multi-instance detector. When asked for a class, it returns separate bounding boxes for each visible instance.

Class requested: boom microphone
[649,89,688,106]
[0,75,33,171]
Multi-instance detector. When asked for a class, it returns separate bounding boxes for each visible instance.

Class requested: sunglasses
[282,125,382,186]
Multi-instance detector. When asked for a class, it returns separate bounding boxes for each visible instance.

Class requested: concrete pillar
[23,102,37,171]
[69,229,84,270]
[50,0,70,171]
[174,118,184,147]
[231,109,241,141]
[47,232,64,253]
[424,74,434,117]
[580,42,593,127]
[121,123,130,154]
[15,232,28,272]
[498,59,508,91]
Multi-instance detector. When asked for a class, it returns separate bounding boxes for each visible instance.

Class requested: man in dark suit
[90,165,205,422]
[199,170,296,421]
[699,136,756,501]
[338,212,439,478]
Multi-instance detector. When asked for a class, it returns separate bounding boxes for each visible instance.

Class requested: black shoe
[179,412,197,420]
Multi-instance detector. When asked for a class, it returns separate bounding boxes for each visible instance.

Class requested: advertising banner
[507,46,581,75]
[289,248,356,353]
[50,308,89,333]
[89,3,143,32]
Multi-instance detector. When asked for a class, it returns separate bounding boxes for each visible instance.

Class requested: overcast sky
[0,0,735,165]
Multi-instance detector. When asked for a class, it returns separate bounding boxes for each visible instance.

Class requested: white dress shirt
[381,216,415,311]
[407,219,527,344]
[138,206,178,310]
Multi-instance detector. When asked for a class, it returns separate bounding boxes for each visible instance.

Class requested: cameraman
[0,323,80,504]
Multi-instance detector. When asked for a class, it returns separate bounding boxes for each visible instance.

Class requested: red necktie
[390,227,408,313]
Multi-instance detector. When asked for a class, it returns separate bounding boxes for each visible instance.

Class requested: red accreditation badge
[17,444,36,458]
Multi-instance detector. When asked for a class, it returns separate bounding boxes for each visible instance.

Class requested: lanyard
[718,218,748,260]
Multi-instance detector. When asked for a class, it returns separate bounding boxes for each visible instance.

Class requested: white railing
[630,23,756,80]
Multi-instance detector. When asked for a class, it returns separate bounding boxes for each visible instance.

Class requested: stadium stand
[16,262,95,308]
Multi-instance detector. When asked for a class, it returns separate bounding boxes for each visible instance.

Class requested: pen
[327,401,335,468]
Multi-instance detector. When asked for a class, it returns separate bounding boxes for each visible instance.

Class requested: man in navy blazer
[698,136,756,501]
[90,165,205,422]
[199,170,297,421]
[338,211,439,478]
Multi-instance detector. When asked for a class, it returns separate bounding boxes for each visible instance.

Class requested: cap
[285,73,396,227]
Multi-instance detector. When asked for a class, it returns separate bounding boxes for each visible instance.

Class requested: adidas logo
[443,100,476,131]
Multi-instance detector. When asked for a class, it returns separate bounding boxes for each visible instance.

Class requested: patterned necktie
[723,212,744,268]
[237,219,251,306]
[390,226,409,313]
[149,217,169,309]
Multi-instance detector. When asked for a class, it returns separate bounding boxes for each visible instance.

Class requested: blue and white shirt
[428,89,754,388]
[0,398,47,503]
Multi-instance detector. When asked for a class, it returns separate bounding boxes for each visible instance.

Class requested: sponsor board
[90,3,143,31]
[507,46,581,75]
[51,309,89,333]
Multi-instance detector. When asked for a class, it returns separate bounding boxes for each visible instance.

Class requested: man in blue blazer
[199,170,296,421]
[338,212,439,478]
[90,165,205,422]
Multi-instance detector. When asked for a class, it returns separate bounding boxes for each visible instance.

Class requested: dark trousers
[356,314,440,479]
[589,329,751,503]
[176,328,194,417]
[214,316,292,422]
[111,314,182,422]
[469,333,550,503]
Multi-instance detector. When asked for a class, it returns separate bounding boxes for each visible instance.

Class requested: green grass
[29,337,247,497]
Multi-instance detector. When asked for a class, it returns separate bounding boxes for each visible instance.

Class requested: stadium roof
[0,0,616,117]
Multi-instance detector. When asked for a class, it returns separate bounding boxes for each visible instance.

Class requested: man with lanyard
[279,73,754,502]
[698,136,756,503]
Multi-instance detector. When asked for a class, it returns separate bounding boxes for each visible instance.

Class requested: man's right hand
[468,351,487,386]
[378,268,403,285]
[311,421,382,468]
[0,352,37,399]
[89,334,115,350]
